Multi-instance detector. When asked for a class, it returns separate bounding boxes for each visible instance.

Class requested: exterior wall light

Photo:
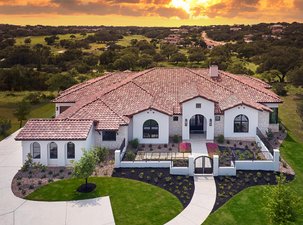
[209,119,212,126]
[185,119,188,127]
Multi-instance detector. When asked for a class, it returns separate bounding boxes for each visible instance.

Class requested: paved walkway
[165,175,216,225]
[0,130,115,225]
[189,134,208,157]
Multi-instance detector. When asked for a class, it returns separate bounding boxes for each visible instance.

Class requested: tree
[0,118,11,136]
[137,54,154,69]
[70,34,76,39]
[44,36,59,45]
[46,73,77,91]
[287,66,303,86]
[227,62,254,75]
[100,50,117,65]
[113,53,137,70]
[73,149,98,191]
[264,174,301,225]
[24,38,31,45]
[170,52,188,64]
[189,48,206,63]
[14,101,31,128]
[261,70,282,83]
[160,44,178,60]
[257,46,301,82]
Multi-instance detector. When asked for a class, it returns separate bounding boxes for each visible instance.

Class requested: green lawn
[26,177,183,225]
[117,35,151,47]
[0,91,55,140]
[230,55,258,73]
[203,87,303,225]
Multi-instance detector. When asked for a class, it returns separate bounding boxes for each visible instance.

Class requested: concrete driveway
[0,130,115,225]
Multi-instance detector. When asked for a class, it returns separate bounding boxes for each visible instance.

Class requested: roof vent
[209,65,219,77]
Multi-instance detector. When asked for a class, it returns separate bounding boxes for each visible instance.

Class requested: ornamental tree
[264,174,301,225]
[73,149,98,190]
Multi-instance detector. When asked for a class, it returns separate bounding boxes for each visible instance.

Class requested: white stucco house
[15,66,282,166]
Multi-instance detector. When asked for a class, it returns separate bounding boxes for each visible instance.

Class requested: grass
[117,35,151,47]
[0,91,55,140]
[26,177,183,225]
[203,86,303,225]
[15,33,95,54]
[230,55,258,73]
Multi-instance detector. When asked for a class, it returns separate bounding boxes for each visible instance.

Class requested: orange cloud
[0,0,302,25]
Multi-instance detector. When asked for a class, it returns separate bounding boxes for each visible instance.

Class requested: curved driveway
[0,131,115,225]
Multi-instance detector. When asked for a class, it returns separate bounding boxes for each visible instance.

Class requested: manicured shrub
[124,151,136,161]
[217,135,225,144]
[173,135,180,143]
[129,138,139,149]
[94,147,109,163]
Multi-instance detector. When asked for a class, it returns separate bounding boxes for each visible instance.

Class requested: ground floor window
[49,142,58,159]
[234,114,249,133]
[102,131,116,141]
[269,108,278,124]
[67,142,75,159]
[143,119,159,138]
[31,142,41,159]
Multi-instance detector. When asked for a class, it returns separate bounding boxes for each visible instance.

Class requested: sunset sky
[0,0,302,26]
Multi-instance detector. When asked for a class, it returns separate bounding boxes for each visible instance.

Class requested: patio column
[188,155,194,176]
[115,150,121,168]
[273,149,280,172]
[213,155,219,176]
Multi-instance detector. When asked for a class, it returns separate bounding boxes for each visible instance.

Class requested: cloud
[0,0,302,22]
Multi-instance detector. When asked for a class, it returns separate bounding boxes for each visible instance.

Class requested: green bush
[264,174,301,224]
[272,83,287,96]
[124,151,136,161]
[217,135,225,144]
[0,117,11,135]
[94,147,108,163]
[24,92,42,104]
[172,135,180,143]
[129,138,139,149]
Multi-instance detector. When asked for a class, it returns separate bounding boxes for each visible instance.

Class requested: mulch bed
[12,167,73,198]
[213,170,295,212]
[77,183,96,193]
[112,168,194,208]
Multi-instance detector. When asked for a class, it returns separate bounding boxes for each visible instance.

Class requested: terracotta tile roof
[15,119,93,140]
[52,68,282,130]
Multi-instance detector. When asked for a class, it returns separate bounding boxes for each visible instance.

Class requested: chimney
[209,65,219,78]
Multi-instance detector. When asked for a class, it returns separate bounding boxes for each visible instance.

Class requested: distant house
[244,34,254,43]
[163,34,183,44]
[230,27,242,31]
[16,66,281,166]
[270,24,284,34]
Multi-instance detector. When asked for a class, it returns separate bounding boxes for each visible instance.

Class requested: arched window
[234,114,249,133]
[143,119,159,138]
[49,142,58,159]
[143,120,159,138]
[31,142,41,159]
[67,142,75,159]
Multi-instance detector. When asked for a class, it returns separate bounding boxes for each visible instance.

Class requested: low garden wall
[255,135,273,160]
[213,149,280,176]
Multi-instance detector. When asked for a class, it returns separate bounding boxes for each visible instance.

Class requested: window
[49,142,58,159]
[59,106,70,114]
[269,108,278,124]
[31,142,41,159]
[196,103,201,108]
[173,116,179,121]
[215,116,221,121]
[143,119,159,138]
[67,142,75,159]
[102,131,116,141]
[234,114,249,133]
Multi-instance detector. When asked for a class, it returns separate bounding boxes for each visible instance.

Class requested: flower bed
[179,142,191,153]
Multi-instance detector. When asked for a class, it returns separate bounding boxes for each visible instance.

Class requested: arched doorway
[194,156,213,174]
[190,114,206,134]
